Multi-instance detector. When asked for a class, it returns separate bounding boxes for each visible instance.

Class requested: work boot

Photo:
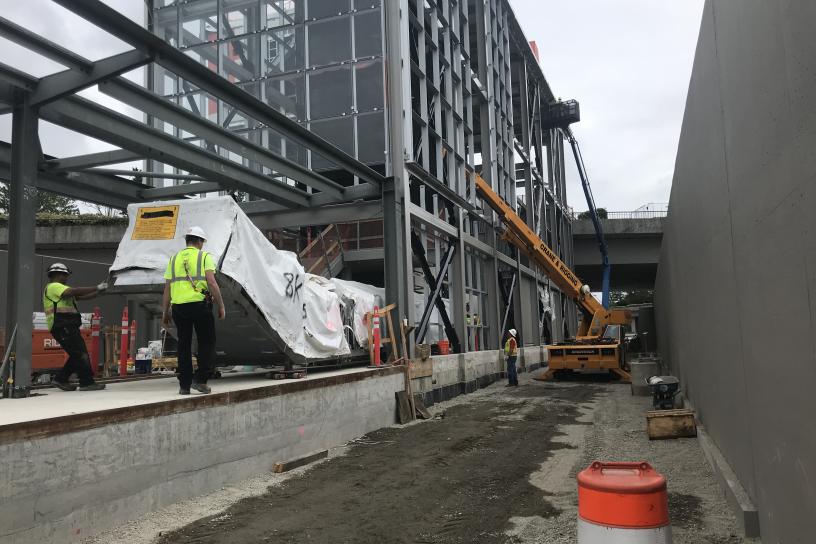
[191,382,211,394]
[78,383,106,391]
[179,388,190,395]
[53,380,77,391]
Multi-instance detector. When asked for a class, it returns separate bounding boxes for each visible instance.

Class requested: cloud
[510,0,704,212]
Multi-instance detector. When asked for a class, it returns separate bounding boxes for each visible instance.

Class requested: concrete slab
[0,367,374,427]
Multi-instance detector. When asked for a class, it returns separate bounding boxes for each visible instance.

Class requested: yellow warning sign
[131,205,180,240]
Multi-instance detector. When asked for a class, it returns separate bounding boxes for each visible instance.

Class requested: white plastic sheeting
[111,197,373,360]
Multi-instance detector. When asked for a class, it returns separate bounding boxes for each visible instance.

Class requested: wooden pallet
[646,408,697,440]
[268,367,307,380]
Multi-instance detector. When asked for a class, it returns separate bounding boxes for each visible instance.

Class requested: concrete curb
[695,423,761,538]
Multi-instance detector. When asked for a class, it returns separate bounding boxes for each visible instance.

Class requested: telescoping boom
[473,173,632,381]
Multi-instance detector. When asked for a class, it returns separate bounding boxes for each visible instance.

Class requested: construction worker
[161,226,226,395]
[43,262,108,391]
[504,328,519,387]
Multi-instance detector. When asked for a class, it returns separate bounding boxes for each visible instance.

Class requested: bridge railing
[573,210,668,220]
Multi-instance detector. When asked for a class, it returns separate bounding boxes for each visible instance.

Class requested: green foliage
[0,213,128,226]
[610,289,654,306]
[0,182,79,215]
[577,208,608,220]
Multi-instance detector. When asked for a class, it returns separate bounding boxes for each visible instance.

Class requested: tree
[577,208,607,220]
[0,182,79,215]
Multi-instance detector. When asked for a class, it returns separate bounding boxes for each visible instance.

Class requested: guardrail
[573,210,668,220]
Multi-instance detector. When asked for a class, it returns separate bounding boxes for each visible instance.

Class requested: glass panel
[264,72,306,120]
[355,60,383,112]
[264,0,305,27]
[179,90,218,124]
[353,0,381,8]
[310,116,354,170]
[184,42,218,73]
[222,0,261,37]
[262,26,305,75]
[353,10,381,58]
[308,17,351,67]
[181,1,217,47]
[357,112,384,164]
[154,65,178,96]
[308,65,352,119]
[309,0,350,20]
[219,35,261,82]
[154,5,179,47]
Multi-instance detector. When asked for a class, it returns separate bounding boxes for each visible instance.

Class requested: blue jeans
[506,355,518,385]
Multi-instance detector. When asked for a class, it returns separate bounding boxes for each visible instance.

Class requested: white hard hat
[185,226,207,241]
[509,328,517,337]
[47,262,71,276]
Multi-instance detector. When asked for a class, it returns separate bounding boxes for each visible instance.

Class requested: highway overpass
[572,216,664,291]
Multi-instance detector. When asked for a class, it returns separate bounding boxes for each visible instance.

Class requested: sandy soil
[89,375,754,544]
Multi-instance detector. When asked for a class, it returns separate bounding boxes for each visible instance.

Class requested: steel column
[382,0,414,345]
[5,96,38,397]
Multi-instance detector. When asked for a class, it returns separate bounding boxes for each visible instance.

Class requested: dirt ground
[91,374,753,544]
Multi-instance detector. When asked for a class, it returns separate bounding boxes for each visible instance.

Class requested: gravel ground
[87,373,756,544]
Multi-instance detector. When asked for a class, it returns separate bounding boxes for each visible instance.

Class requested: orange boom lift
[474,174,632,381]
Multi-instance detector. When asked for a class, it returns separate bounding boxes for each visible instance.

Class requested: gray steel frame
[1,0,575,396]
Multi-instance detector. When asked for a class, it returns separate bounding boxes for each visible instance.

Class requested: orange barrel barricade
[371,306,381,366]
[119,307,129,376]
[577,461,671,543]
[90,308,101,376]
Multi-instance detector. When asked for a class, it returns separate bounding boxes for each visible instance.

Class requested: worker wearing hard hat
[504,328,519,387]
[43,262,109,391]
[161,226,226,395]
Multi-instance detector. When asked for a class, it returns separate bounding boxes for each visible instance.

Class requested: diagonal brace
[412,230,461,352]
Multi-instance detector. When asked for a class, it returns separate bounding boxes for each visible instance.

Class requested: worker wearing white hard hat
[161,226,225,395]
[42,262,109,391]
[504,328,519,387]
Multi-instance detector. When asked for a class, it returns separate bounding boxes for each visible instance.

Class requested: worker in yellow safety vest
[161,226,226,395]
[504,328,519,387]
[43,262,109,391]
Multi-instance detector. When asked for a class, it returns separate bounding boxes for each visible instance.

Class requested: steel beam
[99,78,345,199]
[54,0,385,186]
[0,16,92,72]
[40,96,311,207]
[411,230,461,352]
[247,200,383,230]
[406,160,478,215]
[44,148,143,171]
[140,182,221,199]
[0,62,37,91]
[84,169,205,181]
[5,96,38,397]
[30,49,151,106]
[0,142,144,208]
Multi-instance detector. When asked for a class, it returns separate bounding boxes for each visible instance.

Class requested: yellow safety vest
[504,337,518,356]
[165,248,215,305]
[43,282,79,330]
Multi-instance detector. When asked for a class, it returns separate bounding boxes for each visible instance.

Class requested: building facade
[148,0,577,352]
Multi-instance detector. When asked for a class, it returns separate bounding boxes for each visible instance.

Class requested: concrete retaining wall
[0,369,404,544]
[412,347,547,406]
[655,1,816,541]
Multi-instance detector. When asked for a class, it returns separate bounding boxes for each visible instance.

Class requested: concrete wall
[0,369,404,543]
[411,347,546,406]
[655,2,816,541]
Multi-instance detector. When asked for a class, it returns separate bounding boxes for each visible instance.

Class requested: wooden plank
[409,358,433,379]
[272,449,328,473]
[413,396,432,420]
[646,409,697,440]
[396,390,412,424]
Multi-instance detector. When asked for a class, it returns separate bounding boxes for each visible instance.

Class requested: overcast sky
[0,0,704,212]
[511,0,704,211]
